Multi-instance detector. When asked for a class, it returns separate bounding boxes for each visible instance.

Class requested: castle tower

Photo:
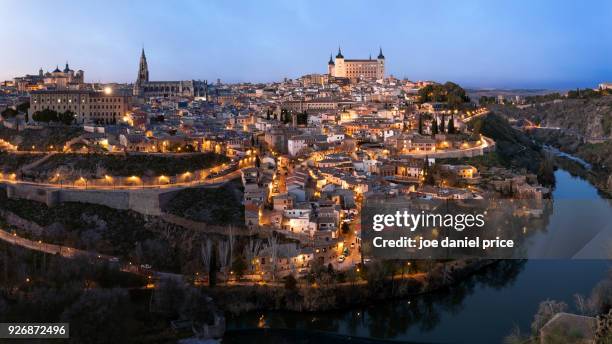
[327,54,335,76]
[335,46,345,78]
[377,47,385,79]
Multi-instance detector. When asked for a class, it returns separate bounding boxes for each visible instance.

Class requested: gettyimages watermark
[361,197,612,260]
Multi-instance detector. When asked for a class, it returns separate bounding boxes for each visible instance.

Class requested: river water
[225,169,611,343]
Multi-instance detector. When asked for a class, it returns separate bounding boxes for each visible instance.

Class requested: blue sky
[2,0,611,89]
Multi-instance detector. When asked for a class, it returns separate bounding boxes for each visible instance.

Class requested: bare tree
[267,236,279,281]
[217,240,230,284]
[201,239,213,274]
[227,226,235,271]
[531,299,567,335]
[574,293,590,316]
[243,238,262,273]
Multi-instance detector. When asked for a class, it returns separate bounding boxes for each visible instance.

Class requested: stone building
[29,89,130,124]
[328,47,385,80]
[133,49,208,98]
[14,62,84,92]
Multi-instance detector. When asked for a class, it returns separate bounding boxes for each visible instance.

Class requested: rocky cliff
[489,96,612,141]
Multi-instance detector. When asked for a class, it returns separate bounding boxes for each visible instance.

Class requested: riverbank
[207,259,498,315]
[225,168,612,343]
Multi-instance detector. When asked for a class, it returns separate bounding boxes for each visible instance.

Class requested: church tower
[137,48,149,84]
[134,48,149,96]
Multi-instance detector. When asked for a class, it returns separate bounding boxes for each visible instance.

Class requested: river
[224,169,611,343]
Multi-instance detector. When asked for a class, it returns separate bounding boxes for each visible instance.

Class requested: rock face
[490,96,612,141]
[608,174,612,192]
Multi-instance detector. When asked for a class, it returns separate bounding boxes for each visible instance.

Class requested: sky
[2,0,612,89]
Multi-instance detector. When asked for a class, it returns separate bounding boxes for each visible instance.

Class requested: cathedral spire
[137,48,149,84]
[328,53,334,65]
[378,47,385,59]
[336,46,344,59]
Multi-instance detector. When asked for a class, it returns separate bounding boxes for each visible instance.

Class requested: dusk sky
[2,0,612,89]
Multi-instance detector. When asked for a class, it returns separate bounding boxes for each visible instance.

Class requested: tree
[61,288,130,344]
[243,239,262,274]
[297,112,308,125]
[341,222,350,234]
[16,102,29,113]
[266,236,280,281]
[231,255,247,281]
[217,240,230,285]
[447,114,456,134]
[431,118,439,135]
[255,155,261,168]
[423,157,435,185]
[284,274,298,291]
[1,108,18,118]
[418,114,424,135]
[531,300,568,335]
[440,113,445,133]
[201,239,214,286]
[537,153,555,187]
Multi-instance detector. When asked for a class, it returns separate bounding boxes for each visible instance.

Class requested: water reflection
[226,169,611,343]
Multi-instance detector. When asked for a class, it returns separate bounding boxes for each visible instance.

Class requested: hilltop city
[2,46,611,343]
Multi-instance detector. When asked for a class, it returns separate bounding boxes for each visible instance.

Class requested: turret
[377,47,385,79]
[327,53,335,76]
[334,46,345,77]
[336,46,344,59]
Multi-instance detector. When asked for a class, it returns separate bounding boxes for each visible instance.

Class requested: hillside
[469,112,545,173]
[488,96,612,140]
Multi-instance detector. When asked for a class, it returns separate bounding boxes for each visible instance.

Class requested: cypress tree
[418,114,424,135]
[448,114,455,134]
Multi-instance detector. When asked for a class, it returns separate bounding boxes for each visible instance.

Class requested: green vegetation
[602,115,612,137]
[0,241,180,343]
[478,96,497,105]
[0,192,153,256]
[164,180,244,226]
[0,126,83,151]
[522,88,612,104]
[0,192,210,273]
[470,112,544,172]
[34,152,230,177]
[32,109,76,125]
[418,82,470,107]
[438,151,505,170]
[523,92,563,103]
[16,102,29,113]
[1,108,18,118]
[296,111,308,125]
[0,152,45,172]
[575,141,612,171]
